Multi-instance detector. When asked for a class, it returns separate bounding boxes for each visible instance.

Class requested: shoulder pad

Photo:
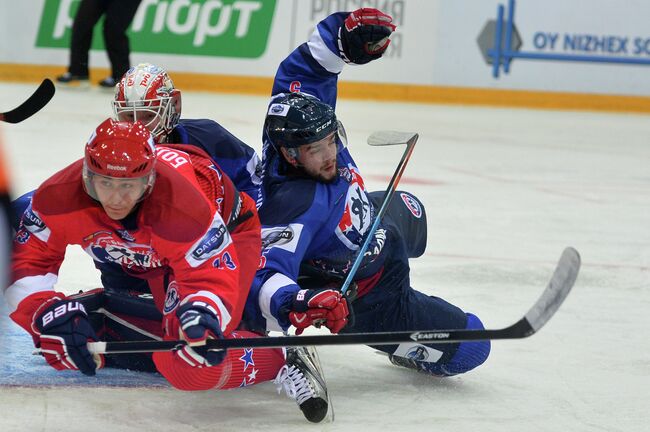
[33,160,95,215]
[258,179,316,225]
[144,162,213,243]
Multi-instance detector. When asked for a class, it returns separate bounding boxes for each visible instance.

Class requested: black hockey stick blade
[0,79,55,124]
[78,247,579,355]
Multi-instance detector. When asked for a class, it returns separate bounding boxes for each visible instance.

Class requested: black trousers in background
[68,0,142,80]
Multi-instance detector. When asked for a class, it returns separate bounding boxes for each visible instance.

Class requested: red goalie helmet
[82,118,157,202]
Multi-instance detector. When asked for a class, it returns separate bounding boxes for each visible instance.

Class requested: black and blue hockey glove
[339,8,397,64]
[175,300,226,367]
[35,298,104,376]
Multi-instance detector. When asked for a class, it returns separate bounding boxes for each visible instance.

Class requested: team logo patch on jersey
[83,231,162,269]
[163,282,180,314]
[338,166,352,182]
[186,214,232,268]
[335,167,373,250]
[400,192,422,219]
[261,224,302,253]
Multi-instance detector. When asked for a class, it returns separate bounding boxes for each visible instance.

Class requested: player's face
[296,132,338,182]
[91,175,147,220]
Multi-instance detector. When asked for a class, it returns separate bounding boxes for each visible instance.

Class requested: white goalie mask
[112,63,181,143]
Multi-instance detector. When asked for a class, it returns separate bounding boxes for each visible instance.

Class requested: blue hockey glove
[175,301,226,367]
[34,298,104,376]
[339,8,397,64]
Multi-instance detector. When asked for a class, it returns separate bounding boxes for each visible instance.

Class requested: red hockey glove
[174,300,226,367]
[34,298,104,376]
[287,289,349,335]
[339,8,397,64]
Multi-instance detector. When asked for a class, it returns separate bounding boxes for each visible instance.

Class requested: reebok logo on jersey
[107,164,127,171]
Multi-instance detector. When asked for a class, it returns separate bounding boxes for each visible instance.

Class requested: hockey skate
[274,346,331,423]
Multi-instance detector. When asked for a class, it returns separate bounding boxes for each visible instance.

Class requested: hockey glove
[175,300,226,367]
[34,298,104,376]
[339,8,397,64]
[287,289,349,335]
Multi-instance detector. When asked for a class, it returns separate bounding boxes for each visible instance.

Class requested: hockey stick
[0,79,55,124]
[340,131,418,296]
[79,247,579,355]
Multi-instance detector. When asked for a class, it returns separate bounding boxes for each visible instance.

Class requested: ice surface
[1,82,648,431]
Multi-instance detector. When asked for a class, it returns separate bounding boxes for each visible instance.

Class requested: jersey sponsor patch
[400,192,422,219]
[185,213,232,268]
[21,204,51,242]
[261,224,302,253]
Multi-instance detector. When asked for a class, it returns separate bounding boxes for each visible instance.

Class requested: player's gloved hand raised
[175,300,226,367]
[339,8,397,64]
[286,289,349,335]
[34,298,104,376]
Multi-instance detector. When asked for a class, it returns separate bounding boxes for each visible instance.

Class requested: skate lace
[274,364,315,405]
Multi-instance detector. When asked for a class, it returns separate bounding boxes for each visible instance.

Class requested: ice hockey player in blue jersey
[10,63,263,229]
[246,8,491,377]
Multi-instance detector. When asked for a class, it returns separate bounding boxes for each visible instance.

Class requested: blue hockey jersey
[246,13,388,332]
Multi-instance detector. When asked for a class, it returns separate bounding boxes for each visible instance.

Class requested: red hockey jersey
[7,145,259,340]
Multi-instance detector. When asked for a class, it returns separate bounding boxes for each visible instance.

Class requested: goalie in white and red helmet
[112,63,181,143]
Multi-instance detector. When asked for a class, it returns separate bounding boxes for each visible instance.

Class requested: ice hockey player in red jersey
[6,119,330,423]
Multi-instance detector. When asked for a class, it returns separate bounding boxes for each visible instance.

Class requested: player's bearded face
[295,132,339,183]
[91,175,148,220]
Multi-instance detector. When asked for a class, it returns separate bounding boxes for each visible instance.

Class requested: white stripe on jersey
[181,290,232,332]
[307,27,345,74]
[4,273,58,313]
[259,273,297,332]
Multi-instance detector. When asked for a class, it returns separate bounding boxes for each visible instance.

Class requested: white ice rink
[0,82,648,431]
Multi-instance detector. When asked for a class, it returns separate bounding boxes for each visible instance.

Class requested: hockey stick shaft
[340,131,418,295]
[0,79,55,124]
[80,247,579,355]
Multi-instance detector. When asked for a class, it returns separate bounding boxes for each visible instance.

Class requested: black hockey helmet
[264,93,339,150]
